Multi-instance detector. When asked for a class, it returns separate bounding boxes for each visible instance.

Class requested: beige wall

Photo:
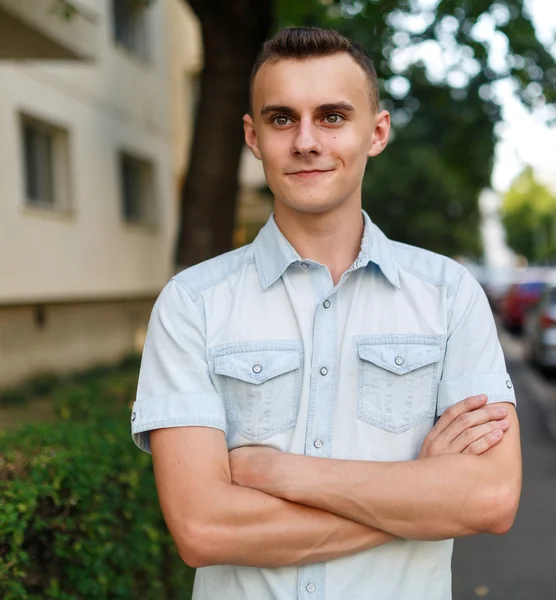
[0,298,154,388]
[0,0,201,304]
[0,0,99,60]
[0,1,202,387]
[0,0,273,388]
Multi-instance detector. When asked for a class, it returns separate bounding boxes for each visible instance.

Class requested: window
[20,115,70,210]
[119,151,156,225]
[112,0,150,60]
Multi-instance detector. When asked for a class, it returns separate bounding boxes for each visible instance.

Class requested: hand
[228,445,280,491]
[419,394,509,459]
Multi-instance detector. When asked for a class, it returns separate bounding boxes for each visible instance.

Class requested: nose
[291,118,322,156]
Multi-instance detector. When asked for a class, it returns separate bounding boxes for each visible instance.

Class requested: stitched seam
[391,241,465,292]
[446,267,466,299]
[132,417,226,432]
[172,250,256,302]
[439,371,511,384]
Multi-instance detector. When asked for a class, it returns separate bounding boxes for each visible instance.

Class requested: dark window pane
[23,125,38,200]
[121,155,143,222]
[37,129,54,204]
[23,123,54,205]
[112,0,148,58]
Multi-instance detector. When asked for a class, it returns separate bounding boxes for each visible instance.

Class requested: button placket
[299,272,336,600]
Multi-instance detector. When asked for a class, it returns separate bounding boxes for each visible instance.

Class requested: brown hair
[250,26,380,113]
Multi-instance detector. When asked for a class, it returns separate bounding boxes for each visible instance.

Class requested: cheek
[333,138,368,174]
[329,130,369,161]
[259,140,286,173]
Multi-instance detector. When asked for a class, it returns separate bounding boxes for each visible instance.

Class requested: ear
[244,114,262,160]
[368,110,391,158]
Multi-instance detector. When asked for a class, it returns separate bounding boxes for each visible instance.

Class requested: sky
[491,0,556,193]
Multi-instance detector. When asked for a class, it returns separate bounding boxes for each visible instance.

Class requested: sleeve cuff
[130,392,227,453]
[437,372,516,416]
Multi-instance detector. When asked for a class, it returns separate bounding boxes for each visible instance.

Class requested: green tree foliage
[275,0,556,257]
[501,167,556,263]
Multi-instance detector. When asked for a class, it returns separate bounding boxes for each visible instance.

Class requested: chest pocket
[356,335,443,434]
[212,341,303,442]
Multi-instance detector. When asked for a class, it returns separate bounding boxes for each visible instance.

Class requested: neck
[274,201,365,285]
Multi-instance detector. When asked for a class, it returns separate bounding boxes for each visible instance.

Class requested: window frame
[112,0,151,62]
[117,149,157,228]
[19,113,72,214]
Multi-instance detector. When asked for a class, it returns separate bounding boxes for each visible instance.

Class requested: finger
[432,394,488,437]
[448,419,509,454]
[438,404,508,446]
[462,428,506,455]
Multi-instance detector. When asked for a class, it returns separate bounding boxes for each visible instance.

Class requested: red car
[502,279,546,332]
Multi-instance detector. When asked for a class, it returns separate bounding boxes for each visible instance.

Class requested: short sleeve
[436,270,516,416]
[131,279,226,453]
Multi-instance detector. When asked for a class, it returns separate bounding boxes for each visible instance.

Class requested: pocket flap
[214,348,301,385]
[357,336,442,375]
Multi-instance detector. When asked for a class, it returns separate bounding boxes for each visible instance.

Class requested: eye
[324,113,344,124]
[272,115,292,126]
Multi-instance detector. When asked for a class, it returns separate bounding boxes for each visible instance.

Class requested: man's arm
[150,426,395,569]
[230,399,521,541]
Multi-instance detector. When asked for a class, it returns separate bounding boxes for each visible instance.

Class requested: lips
[288,169,334,178]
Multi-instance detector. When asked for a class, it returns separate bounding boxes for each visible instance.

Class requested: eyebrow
[260,101,355,116]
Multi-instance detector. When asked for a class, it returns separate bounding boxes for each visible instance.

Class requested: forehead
[252,53,371,114]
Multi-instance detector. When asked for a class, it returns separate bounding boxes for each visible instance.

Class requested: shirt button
[252,364,262,374]
[320,367,328,376]
[131,412,136,422]
[314,438,323,449]
[395,356,404,366]
[323,299,331,309]
[306,582,316,593]
[301,262,309,268]
[506,380,513,389]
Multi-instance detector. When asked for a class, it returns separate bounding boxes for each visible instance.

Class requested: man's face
[244,53,390,215]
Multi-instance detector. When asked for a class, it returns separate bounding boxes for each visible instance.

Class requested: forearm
[187,481,395,568]
[261,453,514,541]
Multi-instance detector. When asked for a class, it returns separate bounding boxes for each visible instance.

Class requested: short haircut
[250,26,380,113]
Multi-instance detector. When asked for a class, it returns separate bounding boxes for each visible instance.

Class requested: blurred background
[0,0,555,599]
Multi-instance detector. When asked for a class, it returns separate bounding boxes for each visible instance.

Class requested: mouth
[287,169,334,179]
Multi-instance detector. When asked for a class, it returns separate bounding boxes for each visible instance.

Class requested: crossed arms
[150,394,522,569]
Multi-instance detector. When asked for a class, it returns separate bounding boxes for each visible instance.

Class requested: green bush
[0,359,195,600]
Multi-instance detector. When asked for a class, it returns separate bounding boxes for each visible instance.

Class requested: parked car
[500,269,550,332]
[480,267,520,314]
[524,276,556,370]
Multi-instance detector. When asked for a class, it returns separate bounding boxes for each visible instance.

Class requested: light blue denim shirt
[132,210,516,600]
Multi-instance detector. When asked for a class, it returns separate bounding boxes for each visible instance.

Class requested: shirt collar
[253,210,400,290]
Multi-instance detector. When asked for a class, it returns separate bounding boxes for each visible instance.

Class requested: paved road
[452,331,556,600]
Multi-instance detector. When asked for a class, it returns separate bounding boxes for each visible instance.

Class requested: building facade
[0,0,269,388]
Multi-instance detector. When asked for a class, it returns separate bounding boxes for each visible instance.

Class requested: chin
[280,197,341,215]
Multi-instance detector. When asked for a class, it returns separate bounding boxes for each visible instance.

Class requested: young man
[131,27,521,599]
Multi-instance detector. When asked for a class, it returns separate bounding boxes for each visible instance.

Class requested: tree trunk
[175,1,272,269]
